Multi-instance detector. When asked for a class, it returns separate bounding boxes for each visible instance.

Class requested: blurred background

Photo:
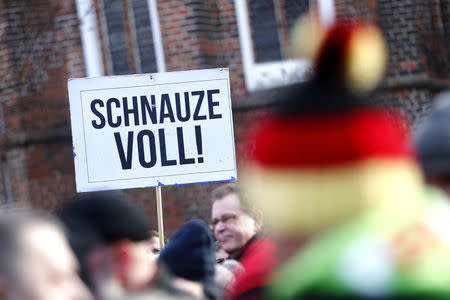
[0,0,449,236]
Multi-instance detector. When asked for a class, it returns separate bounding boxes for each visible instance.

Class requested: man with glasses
[210,183,278,300]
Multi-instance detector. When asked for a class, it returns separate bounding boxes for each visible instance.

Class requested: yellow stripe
[241,158,424,236]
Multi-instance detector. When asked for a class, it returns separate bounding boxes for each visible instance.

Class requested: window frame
[75,0,165,78]
[234,0,335,91]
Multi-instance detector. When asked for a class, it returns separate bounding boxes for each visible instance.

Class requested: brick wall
[335,0,377,22]
[0,0,248,237]
[335,0,449,130]
[0,0,84,209]
[158,0,246,98]
[377,0,424,77]
[418,0,450,79]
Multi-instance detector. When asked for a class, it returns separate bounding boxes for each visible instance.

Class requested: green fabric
[267,188,450,300]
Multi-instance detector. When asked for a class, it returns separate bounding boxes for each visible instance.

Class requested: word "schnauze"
[90,89,222,170]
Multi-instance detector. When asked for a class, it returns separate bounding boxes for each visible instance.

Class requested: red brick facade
[335,0,450,129]
[0,0,449,236]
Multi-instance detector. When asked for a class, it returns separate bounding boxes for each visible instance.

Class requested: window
[235,0,335,91]
[249,0,310,63]
[101,0,130,74]
[76,0,165,77]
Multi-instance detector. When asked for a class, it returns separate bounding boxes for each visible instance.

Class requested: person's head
[210,183,262,258]
[416,90,450,197]
[214,241,228,263]
[158,219,217,299]
[0,210,91,300]
[59,192,153,300]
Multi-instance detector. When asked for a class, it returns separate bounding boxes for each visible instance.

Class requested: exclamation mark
[195,125,204,163]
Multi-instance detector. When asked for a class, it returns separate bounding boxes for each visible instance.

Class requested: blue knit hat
[158,219,216,283]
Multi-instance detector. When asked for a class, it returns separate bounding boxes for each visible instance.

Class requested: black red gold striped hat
[241,18,423,237]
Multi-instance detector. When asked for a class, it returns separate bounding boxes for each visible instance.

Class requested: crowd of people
[1,15,450,300]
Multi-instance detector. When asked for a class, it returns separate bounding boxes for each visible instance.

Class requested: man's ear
[254,218,263,233]
[253,209,263,233]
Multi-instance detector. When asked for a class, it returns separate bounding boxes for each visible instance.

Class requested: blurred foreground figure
[211,183,278,300]
[242,16,450,299]
[0,209,92,300]
[416,90,450,197]
[60,193,195,300]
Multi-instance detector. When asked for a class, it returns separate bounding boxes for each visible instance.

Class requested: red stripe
[246,109,416,167]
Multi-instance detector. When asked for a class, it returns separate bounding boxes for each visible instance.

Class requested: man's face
[211,193,258,258]
[86,240,157,300]
[123,240,157,291]
[11,222,91,300]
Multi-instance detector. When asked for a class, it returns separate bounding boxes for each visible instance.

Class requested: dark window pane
[103,0,130,74]
[132,0,157,73]
[284,0,310,32]
[248,0,282,62]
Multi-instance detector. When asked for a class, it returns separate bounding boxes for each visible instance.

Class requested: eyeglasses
[211,213,238,229]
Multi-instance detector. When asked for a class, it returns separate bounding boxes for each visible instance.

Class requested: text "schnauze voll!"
[89,89,222,170]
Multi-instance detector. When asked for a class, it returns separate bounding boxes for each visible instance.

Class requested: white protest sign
[68,68,236,192]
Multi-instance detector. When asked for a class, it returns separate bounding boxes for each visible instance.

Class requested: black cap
[59,192,150,287]
[60,192,150,245]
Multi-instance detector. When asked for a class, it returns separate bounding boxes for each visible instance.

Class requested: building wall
[0,0,449,236]
[335,0,450,130]
[158,0,246,96]
[0,0,83,209]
